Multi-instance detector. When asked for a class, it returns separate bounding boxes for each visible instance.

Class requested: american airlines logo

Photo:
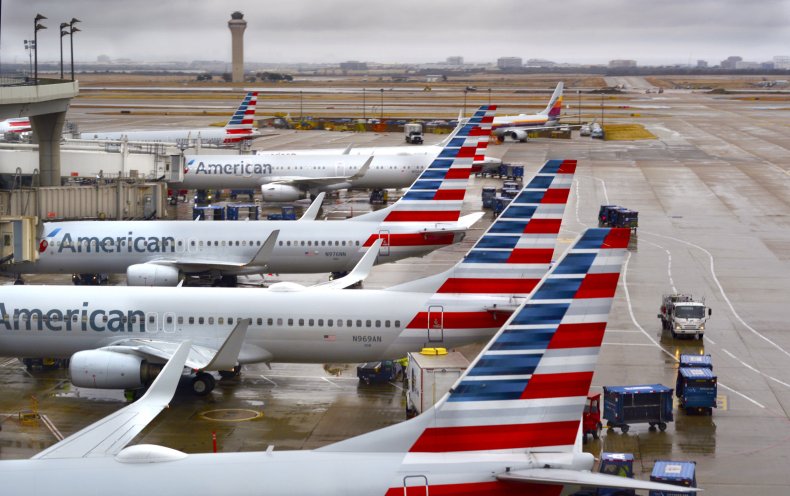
[188,159,273,175]
[53,232,176,254]
[0,303,145,333]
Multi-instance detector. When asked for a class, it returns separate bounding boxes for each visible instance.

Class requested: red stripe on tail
[520,371,594,400]
[409,420,579,452]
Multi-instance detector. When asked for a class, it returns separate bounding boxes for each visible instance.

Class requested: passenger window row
[278,240,360,247]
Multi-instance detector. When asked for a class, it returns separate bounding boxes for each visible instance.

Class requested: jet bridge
[0,216,38,265]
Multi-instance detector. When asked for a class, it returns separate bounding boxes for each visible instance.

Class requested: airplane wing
[308,239,383,290]
[299,192,325,221]
[497,469,701,493]
[265,156,374,188]
[32,341,192,460]
[146,229,279,271]
[102,318,251,371]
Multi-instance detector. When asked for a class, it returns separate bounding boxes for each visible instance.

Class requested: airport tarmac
[2,84,790,494]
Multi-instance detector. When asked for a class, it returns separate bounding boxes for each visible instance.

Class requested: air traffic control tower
[228,11,247,83]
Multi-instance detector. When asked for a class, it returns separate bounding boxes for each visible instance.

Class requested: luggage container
[481,187,497,209]
[649,461,697,496]
[226,203,260,220]
[679,354,712,369]
[676,367,717,415]
[598,453,636,496]
[603,384,674,433]
[492,196,512,217]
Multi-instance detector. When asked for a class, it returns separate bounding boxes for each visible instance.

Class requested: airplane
[0,158,576,396]
[78,91,260,144]
[175,115,497,202]
[0,117,32,135]
[0,227,699,495]
[492,81,564,142]
[4,106,496,287]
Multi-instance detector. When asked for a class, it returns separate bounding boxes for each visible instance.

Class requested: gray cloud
[2,1,788,65]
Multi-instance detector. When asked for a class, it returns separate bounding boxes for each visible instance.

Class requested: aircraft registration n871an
[6,106,496,286]
[0,159,577,395]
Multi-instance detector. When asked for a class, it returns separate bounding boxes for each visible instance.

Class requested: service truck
[404,122,424,144]
[658,293,711,339]
[406,348,469,418]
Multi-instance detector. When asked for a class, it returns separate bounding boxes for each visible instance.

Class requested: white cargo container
[406,348,469,418]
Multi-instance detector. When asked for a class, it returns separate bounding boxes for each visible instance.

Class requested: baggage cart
[676,367,716,415]
[649,461,696,496]
[603,384,674,433]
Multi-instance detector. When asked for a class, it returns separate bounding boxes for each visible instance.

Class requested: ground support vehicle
[404,123,424,144]
[658,293,711,339]
[598,205,638,231]
[406,348,469,418]
[649,461,697,496]
[266,205,296,220]
[603,384,674,433]
[582,393,603,442]
[481,187,496,209]
[676,367,717,415]
[356,360,398,385]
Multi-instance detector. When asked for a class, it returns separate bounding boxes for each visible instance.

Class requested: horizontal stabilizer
[497,469,701,493]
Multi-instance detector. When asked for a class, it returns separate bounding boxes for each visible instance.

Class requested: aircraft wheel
[192,372,216,396]
[219,365,242,379]
[620,424,630,434]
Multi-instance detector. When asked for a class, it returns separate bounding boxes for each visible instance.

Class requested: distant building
[720,56,742,69]
[735,60,760,70]
[609,59,637,68]
[696,60,708,68]
[526,58,556,68]
[773,56,790,69]
[446,56,463,66]
[497,57,523,69]
[339,61,368,71]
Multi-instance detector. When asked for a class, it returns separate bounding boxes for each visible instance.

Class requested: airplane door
[402,475,429,496]
[377,230,390,256]
[427,305,444,343]
[337,160,345,177]
[145,312,159,334]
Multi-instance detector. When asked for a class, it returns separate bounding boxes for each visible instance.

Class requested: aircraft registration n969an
[0,227,697,495]
[0,159,577,395]
[5,106,497,287]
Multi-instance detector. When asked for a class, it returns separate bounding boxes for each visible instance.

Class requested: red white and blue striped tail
[409,228,630,453]
[224,91,258,134]
[380,105,496,223]
[435,159,576,295]
[319,228,630,455]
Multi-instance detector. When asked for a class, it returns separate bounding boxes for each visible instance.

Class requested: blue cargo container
[493,196,512,217]
[679,354,712,369]
[226,204,260,220]
[603,384,674,433]
[676,367,716,414]
[481,187,497,209]
[192,205,226,221]
[649,461,697,496]
[598,453,635,496]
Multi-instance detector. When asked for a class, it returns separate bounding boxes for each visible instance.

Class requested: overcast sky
[2,1,789,66]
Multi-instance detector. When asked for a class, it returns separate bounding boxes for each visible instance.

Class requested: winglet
[342,143,353,155]
[244,229,279,267]
[299,193,325,221]
[349,155,374,181]
[32,341,192,460]
[309,238,383,290]
[204,319,251,371]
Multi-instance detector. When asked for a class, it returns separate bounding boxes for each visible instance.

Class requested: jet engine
[69,350,163,389]
[127,263,180,286]
[261,184,302,202]
[506,129,528,142]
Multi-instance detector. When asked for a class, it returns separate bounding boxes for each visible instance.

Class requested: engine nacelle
[69,350,163,389]
[507,129,528,142]
[261,183,302,202]
[127,263,180,286]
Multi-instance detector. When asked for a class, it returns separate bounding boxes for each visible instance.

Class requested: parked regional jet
[6,107,496,286]
[493,81,564,142]
[78,91,260,144]
[0,159,576,395]
[0,227,697,495]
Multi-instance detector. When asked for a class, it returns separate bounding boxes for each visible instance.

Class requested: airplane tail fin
[350,105,495,224]
[319,227,631,454]
[387,159,577,295]
[539,82,564,121]
[223,91,258,135]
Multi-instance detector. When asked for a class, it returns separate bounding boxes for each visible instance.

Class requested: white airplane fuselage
[79,128,259,144]
[178,153,427,190]
[10,218,459,276]
[0,285,505,363]
[0,450,587,496]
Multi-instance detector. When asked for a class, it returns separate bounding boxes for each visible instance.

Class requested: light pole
[578,89,581,125]
[299,91,303,122]
[379,88,383,121]
[24,40,34,76]
[463,89,468,117]
[68,18,81,80]
[33,14,47,82]
[600,94,604,128]
[59,22,69,79]
[362,87,366,122]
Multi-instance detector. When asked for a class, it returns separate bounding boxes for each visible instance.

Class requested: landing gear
[13,275,24,285]
[219,365,242,379]
[191,372,216,396]
[212,275,238,287]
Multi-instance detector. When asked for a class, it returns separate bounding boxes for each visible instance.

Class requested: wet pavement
[3,87,790,494]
